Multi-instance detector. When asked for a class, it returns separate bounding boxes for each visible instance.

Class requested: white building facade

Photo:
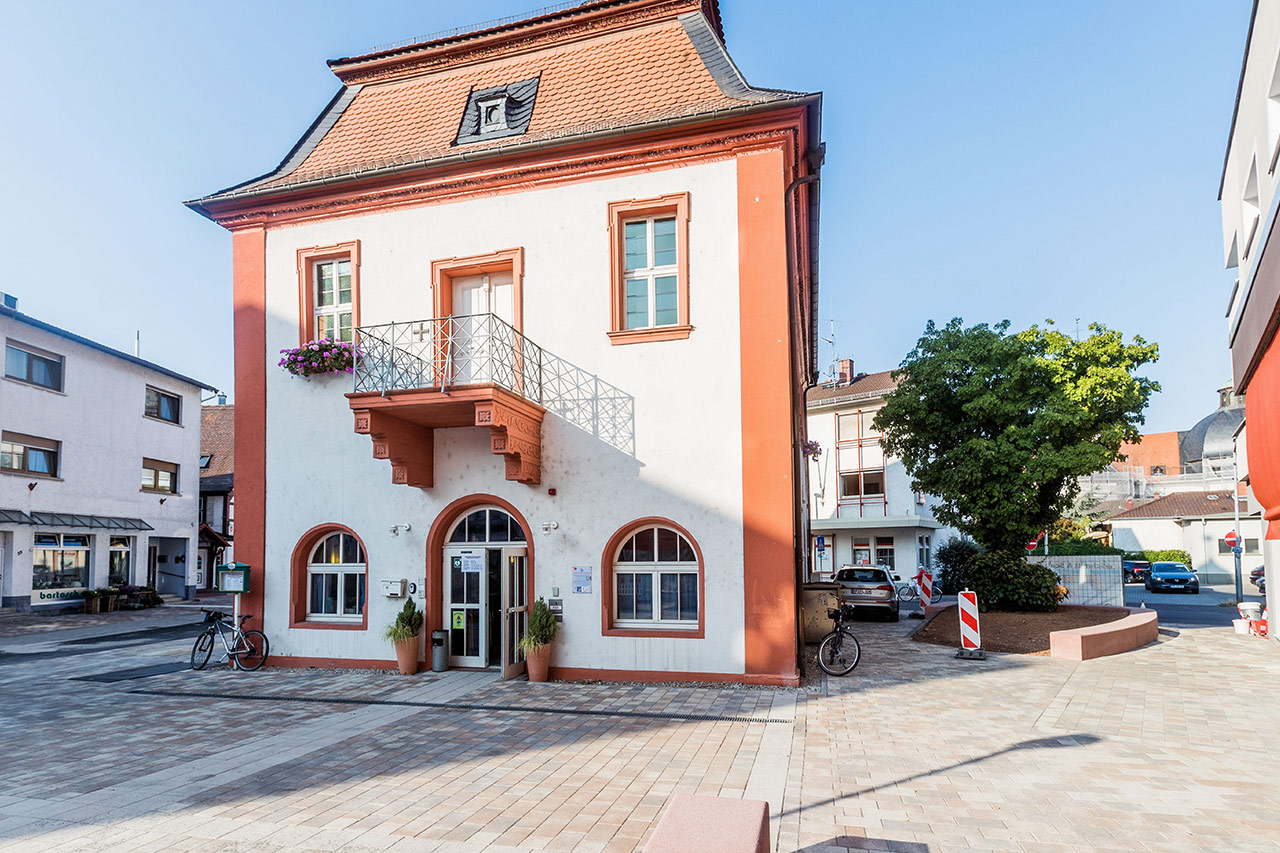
[1106,491,1265,584]
[186,0,822,684]
[0,297,210,610]
[805,366,959,582]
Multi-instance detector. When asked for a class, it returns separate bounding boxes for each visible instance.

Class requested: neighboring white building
[184,0,822,684]
[0,295,212,610]
[1105,490,1264,584]
[805,364,959,582]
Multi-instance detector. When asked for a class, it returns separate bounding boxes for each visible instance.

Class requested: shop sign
[34,588,86,603]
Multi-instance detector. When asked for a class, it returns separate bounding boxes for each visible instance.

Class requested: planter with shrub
[385,599,424,675]
[519,597,558,682]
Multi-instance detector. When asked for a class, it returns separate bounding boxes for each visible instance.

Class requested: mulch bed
[913,605,1131,655]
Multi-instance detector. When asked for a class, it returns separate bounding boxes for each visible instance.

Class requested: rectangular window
[918,535,932,569]
[4,342,63,391]
[141,458,178,493]
[109,537,131,586]
[614,570,695,624]
[875,536,895,570]
[33,534,91,590]
[1246,538,1260,555]
[0,431,59,477]
[608,194,690,343]
[144,387,181,424]
[852,538,871,566]
[315,258,354,342]
[308,570,365,618]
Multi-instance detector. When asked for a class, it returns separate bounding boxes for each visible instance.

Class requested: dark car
[1144,562,1200,594]
[835,565,900,621]
[1122,559,1151,584]
[1250,566,1265,584]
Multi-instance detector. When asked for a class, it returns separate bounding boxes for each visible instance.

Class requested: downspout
[785,160,822,676]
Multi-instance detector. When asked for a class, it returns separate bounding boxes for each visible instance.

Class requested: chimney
[838,359,853,385]
[217,393,227,406]
[0,292,16,311]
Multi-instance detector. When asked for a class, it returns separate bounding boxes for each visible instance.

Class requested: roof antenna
[134,330,140,357]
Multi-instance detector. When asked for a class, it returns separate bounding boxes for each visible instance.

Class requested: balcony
[348,314,634,488]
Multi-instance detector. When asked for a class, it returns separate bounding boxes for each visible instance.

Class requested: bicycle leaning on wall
[815,593,862,677]
[190,609,270,671]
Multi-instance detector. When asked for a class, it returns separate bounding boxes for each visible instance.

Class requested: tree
[872,319,1158,553]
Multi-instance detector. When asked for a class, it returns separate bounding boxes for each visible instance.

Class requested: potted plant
[519,597,558,683]
[385,598,424,675]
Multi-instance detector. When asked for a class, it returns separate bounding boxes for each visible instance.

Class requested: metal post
[1233,445,1244,603]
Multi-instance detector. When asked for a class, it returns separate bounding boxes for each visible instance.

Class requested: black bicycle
[191,609,270,671]
[817,597,862,676]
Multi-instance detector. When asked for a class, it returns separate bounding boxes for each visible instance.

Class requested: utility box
[381,578,407,598]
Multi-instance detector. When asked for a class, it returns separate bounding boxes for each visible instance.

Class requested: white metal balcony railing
[353,313,635,454]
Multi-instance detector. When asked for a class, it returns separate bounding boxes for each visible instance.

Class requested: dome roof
[1179,403,1243,465]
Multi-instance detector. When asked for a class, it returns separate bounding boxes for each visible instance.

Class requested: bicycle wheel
[817,630,860,676]
[234,630,270,672]
[896,584,918,603]
[930,586,943,604]
[190,630,215,670]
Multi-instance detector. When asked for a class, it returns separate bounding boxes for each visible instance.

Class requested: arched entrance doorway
[439,504,531,676]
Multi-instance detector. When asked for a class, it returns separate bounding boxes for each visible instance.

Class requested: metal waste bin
[431,629,448,672]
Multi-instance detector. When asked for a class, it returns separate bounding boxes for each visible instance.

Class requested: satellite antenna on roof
[820,298,841,383]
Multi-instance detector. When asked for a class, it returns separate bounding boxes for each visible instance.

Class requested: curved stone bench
[1049,608,1158,661]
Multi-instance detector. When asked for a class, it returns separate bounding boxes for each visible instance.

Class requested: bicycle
[816,595,861,676]
[895,569,942,604]
[191,609,270,672]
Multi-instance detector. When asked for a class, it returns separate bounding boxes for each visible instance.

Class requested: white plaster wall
[0,314,203,604]
[1108,518,1184,554]
[261,159,747,673]
[1222,3,1280,318]
[1183,516,1266,582]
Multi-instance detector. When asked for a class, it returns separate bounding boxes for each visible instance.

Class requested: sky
[0,0,1252,433]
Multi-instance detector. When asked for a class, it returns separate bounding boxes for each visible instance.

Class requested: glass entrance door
[501,549,530,678]
[444,545,486,667]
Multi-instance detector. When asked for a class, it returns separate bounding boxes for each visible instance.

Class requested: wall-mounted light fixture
[540,521,559,535]
[27,482,37,491]
[159,498,167,505]
[390,523,412,537]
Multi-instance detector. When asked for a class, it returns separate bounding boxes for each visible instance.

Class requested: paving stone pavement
[0,609,1277,852]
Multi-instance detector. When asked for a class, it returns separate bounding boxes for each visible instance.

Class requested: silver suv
[834,565,900,622]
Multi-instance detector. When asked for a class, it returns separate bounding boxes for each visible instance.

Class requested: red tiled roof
[200,405,235,479]
[1107,490,1253,521]
[806,370,897,406]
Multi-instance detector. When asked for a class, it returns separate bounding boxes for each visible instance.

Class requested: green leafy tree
[873,319,1158,553]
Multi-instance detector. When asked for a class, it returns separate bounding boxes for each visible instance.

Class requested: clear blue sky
[0,0,1251,432]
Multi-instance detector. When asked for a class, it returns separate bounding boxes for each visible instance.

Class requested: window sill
[604,624,703,639]
[140,489,181,497]
[143,415,183,428]
[291,618,367,631]
[0,469,61,481]
[3,375,66,395]
[606,325,693,346]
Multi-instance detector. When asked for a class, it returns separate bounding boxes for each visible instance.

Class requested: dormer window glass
[478,96,508,132]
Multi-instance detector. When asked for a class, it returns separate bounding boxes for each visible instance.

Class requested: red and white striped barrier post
[918,569,932,604]
[957,589,985,659]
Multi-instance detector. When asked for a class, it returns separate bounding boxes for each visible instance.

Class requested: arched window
[447,507,526,544]
[307,531,366,620]
[608,522,701,631]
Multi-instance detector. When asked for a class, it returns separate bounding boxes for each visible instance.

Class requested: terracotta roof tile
[200,406,235,479]
[261,20,749,188]
[806,370,898,406]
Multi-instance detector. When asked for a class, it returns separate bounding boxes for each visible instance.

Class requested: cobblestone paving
[0,609,1277,852]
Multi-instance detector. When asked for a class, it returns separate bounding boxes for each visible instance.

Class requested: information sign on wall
[572,566,592,594]
[461,554,484,573]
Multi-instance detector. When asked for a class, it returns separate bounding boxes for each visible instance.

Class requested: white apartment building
[0,295,211,610]
[805,364,959,582]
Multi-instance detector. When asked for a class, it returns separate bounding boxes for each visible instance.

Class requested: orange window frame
[600,517,705,639]
[430,247,524,330]
[289,523,369,631]
[606,193,691,345]
[296,241,361,346]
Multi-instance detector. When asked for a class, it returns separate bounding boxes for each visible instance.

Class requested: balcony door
[450,272,514,385]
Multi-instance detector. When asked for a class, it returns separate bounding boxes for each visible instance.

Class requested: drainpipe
[784,156,822,675]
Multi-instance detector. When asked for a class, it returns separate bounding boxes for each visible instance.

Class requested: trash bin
[431,629,448,672]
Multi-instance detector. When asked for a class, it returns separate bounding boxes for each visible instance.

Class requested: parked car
[1259,575,1266,595]
[1122,559,1151,584]
[1144,562,1200,594]
[834,565,900,621]
[1249,566,1265,585]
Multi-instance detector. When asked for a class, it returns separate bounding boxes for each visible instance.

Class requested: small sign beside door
[451,609,465,629]
[461,554,484,573]
[572,566,592,594]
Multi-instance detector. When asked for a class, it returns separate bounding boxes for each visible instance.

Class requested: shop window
[602,518,704,637]
[852,537,871,565]
[33,534,90,590]
[109,537,132,586]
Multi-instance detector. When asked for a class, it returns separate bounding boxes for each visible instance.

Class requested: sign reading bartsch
[572,566,592,594]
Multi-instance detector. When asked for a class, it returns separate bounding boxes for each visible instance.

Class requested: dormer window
[478,96,508,132]
[455,76,540,146]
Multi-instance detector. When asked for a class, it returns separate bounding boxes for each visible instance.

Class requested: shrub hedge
[1124,549,1193,567]
[966,551,1068,612]
[935,538,983,594]
[1047,539,1124,556]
